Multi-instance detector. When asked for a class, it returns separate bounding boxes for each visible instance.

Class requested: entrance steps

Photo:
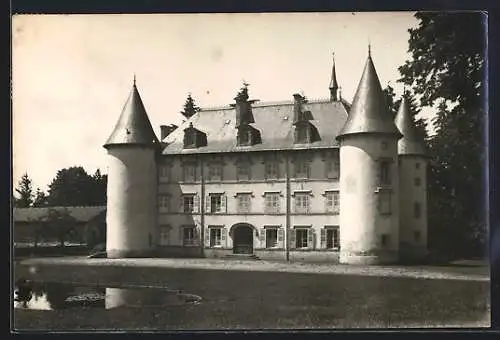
[224,254,261,261]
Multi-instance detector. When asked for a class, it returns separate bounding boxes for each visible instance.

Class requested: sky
[12,12,426,192]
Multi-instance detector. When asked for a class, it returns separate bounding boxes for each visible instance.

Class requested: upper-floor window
[159,195,170,213]
[236,193,252,213]
[236,162,251,181]
[182,164,197,182]
[264,192,280,214]
[294,193,310,214]
[159,164,171,182]
[325,191,340,214]
[379,160,391,186]
[415,162,421,169]
[294,160,310,178]
[182,194,195,213]
[325,159,340,179]
[414,177,421,186]
[208,164,223,181]
[265,162,280,179]
[184,130,196,148]
[414,230,421,242]
[207,193,226,214]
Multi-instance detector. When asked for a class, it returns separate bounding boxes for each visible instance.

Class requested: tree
[14,173,34,208]
[32,188,48,207]
[235,82,250,101]
[180,93,200,119]
[398,12,486,258]
[47,167,106,207]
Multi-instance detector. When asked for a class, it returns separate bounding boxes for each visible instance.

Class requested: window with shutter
[277,228,284,248]
[193,195,200,213]
[159,195,170,213]
[290,230,296,249]
[259,228,265,247]
[205,196,211,213]
[307,228,314,249]
[221,228,227,247]
[295,229,308,248]
[204,228,210,247]
[320,228,326,249]
[221,195,227,213]
[193,227,200,246]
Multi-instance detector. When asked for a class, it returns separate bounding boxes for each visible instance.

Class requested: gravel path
[20,257,489,282]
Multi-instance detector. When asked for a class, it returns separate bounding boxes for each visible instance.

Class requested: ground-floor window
[210,227,222,247]
[159,225,170,246]
[381,234,389,247]
[266,228,278,248]
[295,229,308,248]
[326,228,340,249]
[182,225,196,246]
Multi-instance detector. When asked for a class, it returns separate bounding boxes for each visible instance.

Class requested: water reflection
[14,280,201,311]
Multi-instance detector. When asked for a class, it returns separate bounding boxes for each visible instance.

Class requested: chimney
[293,93,304,124]
[235,96,251,128]
[160,124,178,140]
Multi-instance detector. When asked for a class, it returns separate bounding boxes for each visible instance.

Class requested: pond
[13,279,202,311]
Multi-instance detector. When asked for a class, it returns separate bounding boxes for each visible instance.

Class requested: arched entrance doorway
[231,223,254,254]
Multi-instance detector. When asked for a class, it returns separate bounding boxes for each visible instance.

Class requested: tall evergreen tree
[14,173,34,208]
[180,93,200,119]
[398,12,486,258]
[32,188,48,207]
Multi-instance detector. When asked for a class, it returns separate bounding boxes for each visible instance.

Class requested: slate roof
[161,98,350,155]
[104,81,160,149]
[13,206,106,223]
[337,53,402,138]
[394,95,426,156]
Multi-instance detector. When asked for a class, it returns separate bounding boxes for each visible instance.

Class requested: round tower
[336,49,403,265]
[394,93,428,263]
[103,78,160,258]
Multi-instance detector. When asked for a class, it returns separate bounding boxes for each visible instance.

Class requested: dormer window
[183,123,207,149]
[295,123,310,144]
[237,124,261,146]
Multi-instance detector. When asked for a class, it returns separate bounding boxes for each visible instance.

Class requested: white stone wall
[157,150,341,251]
[339,134,400,264]
[106,146,158,257]
[398,156,428,259]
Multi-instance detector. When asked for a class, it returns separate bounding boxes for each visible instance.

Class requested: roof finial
[133,73,136,86]
[368,40,371,57]
[339,86,342,100]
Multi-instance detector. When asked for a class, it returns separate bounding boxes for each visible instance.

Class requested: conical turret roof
[394,94,426,156]
[104,79,160,149]
[329,53,339,90]
[337,51,402,139]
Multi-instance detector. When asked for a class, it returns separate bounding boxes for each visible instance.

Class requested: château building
[103,49,428,265]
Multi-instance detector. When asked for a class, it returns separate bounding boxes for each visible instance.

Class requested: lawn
[12,261,490,331]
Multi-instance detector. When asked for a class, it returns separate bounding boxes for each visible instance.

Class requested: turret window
[379,160,391,186]
[377,190,392,215]
[414,202,421,219]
